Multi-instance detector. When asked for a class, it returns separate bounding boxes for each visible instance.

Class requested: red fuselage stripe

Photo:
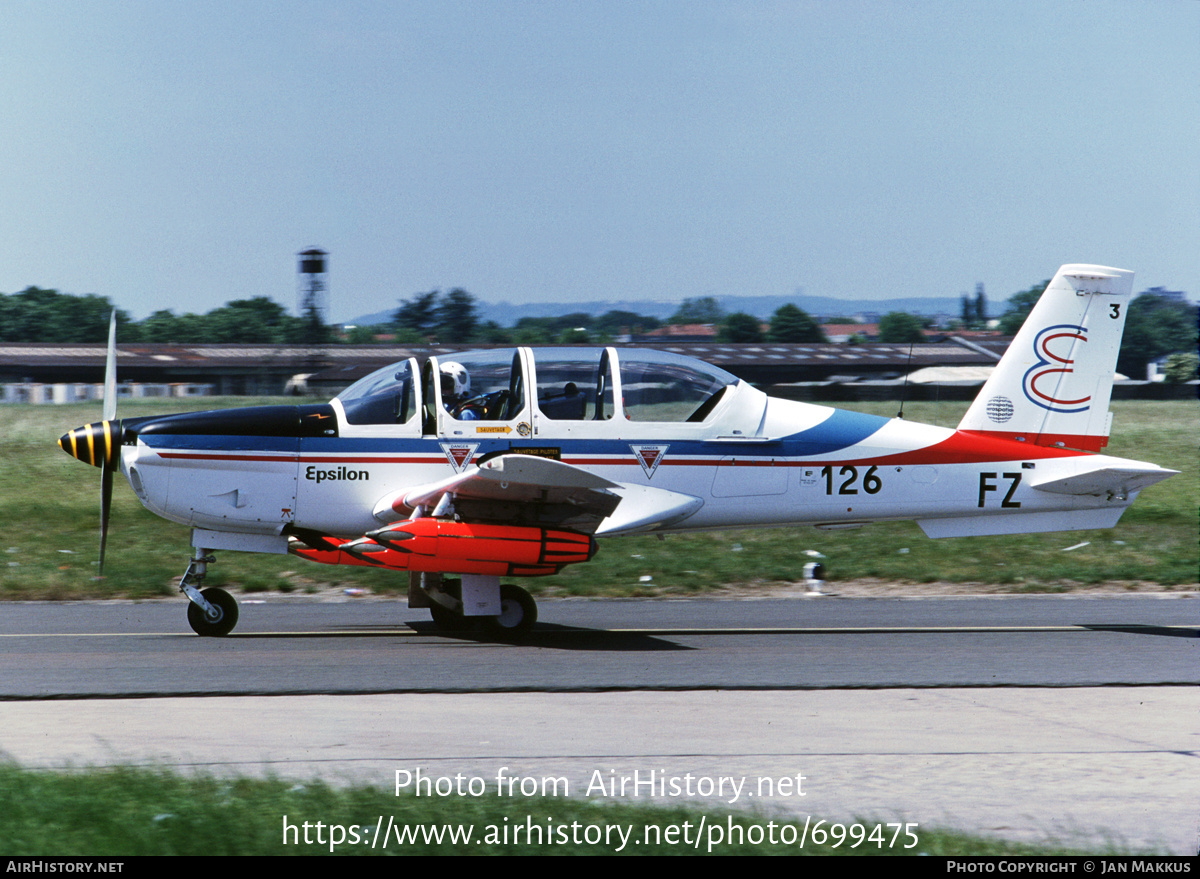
[155,430,1091,470]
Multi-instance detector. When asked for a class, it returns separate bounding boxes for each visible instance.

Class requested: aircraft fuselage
[116,391,1158,548]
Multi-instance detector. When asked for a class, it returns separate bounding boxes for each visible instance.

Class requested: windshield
[335,360,417,425]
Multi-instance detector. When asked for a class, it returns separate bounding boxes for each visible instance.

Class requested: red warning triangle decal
[630,444,668,478]
[441,443,478,472]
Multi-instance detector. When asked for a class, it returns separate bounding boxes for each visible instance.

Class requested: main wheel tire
[481,584,537,640]
[186,587,239,637]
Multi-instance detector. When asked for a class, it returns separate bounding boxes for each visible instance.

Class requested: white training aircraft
[59,264,1177,637]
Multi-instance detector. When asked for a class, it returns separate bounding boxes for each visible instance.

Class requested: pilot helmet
[440,362,471,398]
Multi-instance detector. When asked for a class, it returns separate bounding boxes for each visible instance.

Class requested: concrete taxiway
[0,688,1195,854]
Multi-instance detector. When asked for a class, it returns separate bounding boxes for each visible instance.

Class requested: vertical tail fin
[958,264,1134,451]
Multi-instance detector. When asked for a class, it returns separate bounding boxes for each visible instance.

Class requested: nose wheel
[186,587,239,637]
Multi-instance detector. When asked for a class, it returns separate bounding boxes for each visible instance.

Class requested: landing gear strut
[179,548,239,637]
[427,578,474,632]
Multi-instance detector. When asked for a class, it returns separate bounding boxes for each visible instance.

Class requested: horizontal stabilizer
[918,507,1126,538]
[1030,463,1179,498]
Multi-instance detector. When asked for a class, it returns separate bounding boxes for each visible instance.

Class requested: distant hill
[343,294,978,328]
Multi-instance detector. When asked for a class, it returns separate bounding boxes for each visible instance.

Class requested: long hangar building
[0,339,1185,404]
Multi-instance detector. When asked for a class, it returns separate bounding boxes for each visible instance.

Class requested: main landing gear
[179,548,239,637]
[485,584,538,639]
[421,575,538,640]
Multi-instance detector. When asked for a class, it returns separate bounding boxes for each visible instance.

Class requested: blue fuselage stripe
[141,408,891,460]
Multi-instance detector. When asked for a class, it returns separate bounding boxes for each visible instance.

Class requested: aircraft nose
[58,420,124,468]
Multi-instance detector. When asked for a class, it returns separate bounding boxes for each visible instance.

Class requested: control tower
[296,248,328,325]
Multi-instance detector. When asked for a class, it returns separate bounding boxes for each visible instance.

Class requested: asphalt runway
[0,593,1196,853]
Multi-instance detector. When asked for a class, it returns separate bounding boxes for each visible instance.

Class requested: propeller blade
[99,309,119,573]
[99,458,114,574]
[102,310,117,422]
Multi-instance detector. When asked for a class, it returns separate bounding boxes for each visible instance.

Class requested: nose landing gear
[179,548,239,637]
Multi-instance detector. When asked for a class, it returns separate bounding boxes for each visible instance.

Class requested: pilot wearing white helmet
[440,362,480,420]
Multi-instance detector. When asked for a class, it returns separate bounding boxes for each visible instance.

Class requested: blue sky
[2,0,1196,322]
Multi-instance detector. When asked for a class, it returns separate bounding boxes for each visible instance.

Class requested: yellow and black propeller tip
[58,420,124,468]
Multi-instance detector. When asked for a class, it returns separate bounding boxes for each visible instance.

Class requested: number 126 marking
[821,465,882,495]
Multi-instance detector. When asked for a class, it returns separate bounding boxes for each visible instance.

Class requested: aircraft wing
[592,484,705,536]
[373,454,702,535]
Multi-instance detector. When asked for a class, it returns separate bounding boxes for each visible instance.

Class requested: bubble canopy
[334,347,741,426]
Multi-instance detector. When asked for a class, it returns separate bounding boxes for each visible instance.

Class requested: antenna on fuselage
[896,341,915,419]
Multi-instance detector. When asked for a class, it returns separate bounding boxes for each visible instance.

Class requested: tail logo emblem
[1023,324,1091,413]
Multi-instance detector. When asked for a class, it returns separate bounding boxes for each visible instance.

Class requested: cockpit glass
[617,349,737,422]
[533,348,614,420]
[437,349,526,422]
[336,361,417,425]
[336,349,736,426]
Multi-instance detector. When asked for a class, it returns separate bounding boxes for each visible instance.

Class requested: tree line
[390,289,831,345]
[0,287,332,345]
[3,281,1195,381]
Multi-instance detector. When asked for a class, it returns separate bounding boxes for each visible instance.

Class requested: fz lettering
[978,472,1021,508]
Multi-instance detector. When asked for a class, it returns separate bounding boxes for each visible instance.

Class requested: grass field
[1,397,1194,601]
[0,764,1131,856]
